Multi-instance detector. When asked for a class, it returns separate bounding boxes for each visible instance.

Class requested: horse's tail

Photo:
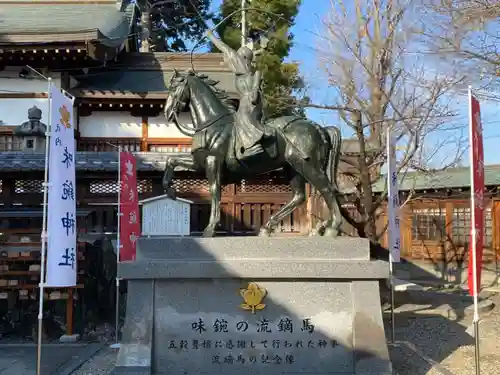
[324,126,342,192]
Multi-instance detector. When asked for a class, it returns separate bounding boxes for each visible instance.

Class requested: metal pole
[37,78,52,375]
[389,262,396,343]
[474,321,480,375]
[115,146,122,345]
[386,125,397,343]
[241,0,246,47]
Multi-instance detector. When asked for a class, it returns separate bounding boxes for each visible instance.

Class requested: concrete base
[114,237,392,375]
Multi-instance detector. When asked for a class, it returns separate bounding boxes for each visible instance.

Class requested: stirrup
[244,143,264,157]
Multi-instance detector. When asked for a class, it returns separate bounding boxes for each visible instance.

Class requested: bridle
[186,113,233,133]
[168,74,233,134]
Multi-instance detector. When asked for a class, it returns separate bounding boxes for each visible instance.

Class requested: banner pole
[36,78,52,375]
[114,146,122,346]
[468,86,481,375]
[386,125,397,343]
[389,259,395,342]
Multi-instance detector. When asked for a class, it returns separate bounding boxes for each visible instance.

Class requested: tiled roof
[73,71,236,99]
[71,52,236,99]
[372,165,500,192]
[0,0,136,48]
[0,152,189,172]
[0,208,93,218]
[116,52,231,72]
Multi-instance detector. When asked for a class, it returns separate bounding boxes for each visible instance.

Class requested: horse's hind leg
[286,153,342,237]
[260,167,307,236]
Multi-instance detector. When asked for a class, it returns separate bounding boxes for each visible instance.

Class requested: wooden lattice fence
[0,174,309,235]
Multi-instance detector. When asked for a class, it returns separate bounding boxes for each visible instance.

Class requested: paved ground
[71,347,117,375]
[0,344,101,375]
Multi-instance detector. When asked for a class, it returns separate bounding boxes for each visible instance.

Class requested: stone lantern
[14,106,47,152]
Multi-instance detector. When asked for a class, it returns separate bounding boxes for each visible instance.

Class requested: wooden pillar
[225,184,236,233]
[66,288,74,335]
[445,201,453,238]
[303,183,312,235]
[2,178,14,208]
[493,200,500,260]
[399,204,409,258]
[61,72,70,90]
[382,210,388,248]
[141,115,148,151]
[445,201,453,263]
[76,177,89,207]
[74,105,81,147]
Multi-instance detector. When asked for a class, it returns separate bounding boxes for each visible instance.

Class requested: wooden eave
[115,52,229,72]
[74,91,171,100]
[0,30,99,45]
[0,43,86,52]
[0,36,124,62]
[73,90,239,102]
[0,0,138,61]
[0,93,49,99]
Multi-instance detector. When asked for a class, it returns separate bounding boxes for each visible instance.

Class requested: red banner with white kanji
[467,91,484,296]
[119,152,140,262]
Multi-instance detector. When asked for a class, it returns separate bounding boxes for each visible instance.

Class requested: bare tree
[307,0,466,242]
[425,0,499,89]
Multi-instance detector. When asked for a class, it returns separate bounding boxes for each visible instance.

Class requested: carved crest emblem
[239,282,266,314]
[59,105,71,129]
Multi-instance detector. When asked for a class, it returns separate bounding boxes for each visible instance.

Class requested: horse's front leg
[162,155,198,199]
[203,155,222,237]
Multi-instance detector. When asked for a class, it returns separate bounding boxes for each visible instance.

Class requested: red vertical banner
[467,91,484,296]
[119,152,140,262]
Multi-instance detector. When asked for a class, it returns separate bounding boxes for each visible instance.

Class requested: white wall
[0,67,62,92]
[79,112,193,138]
[148,113,192,138]
[0,66,62,126]
[79,112,142,138]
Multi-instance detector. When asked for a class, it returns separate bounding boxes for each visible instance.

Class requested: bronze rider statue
[204,30,269,158]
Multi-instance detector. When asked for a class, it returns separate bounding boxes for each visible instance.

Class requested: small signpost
[140,194,192,236]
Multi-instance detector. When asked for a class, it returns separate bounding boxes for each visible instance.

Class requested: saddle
[231,116,311,163]
[232,126,278,162]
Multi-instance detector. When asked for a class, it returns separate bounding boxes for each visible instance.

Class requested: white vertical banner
[46,85,77,287]
[387,128,401,263]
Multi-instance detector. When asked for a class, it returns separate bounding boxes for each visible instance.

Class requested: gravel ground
[70,292,500,375]
[388,292,500,374]
[434,293,500,375]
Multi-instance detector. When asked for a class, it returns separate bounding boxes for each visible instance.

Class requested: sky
[207,0,500,165]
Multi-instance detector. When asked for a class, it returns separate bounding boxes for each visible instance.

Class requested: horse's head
[164,69,191,121]
[164,69,235,138]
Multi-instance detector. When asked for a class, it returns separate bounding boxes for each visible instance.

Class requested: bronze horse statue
[162,69,343,237]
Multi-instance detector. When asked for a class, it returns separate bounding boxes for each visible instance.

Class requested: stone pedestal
[114,237,392,375]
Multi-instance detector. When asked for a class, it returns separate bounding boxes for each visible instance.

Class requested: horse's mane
[190,72,237,113]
